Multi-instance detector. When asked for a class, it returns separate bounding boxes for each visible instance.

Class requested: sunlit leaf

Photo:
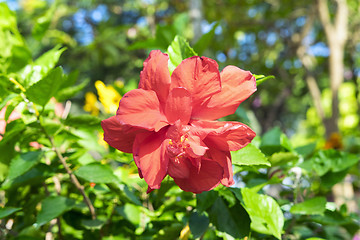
[290,197,327,215]
[26,66,64,106]
[231,143,271,167]
[167,35,197,74]
[241,188,284,239]
[269,152,299,167]
[115,203,141,225]
[75,163,118,184]
[254,74,275,85]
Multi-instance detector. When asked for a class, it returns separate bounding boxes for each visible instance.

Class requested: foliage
[0,1,359,240]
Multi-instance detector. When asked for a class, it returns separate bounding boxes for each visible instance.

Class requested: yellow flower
[95,81,121,114]
[84,92,99,116]
[98,132,108,149]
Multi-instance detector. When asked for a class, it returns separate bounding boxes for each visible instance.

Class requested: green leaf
[189,211,209,238]
[196,190,218,213]
[26,66,64,106]
[260,127,292,155]
[7,45,32,72]
[167,35,197,74]
[0,3,17,30]
[1,164,52,190]
[290,197,327,215]
[241,188,284,239]
[55,76,88,102]
[0,207,21,218]
[208,197,250,238]
[75,163,118,184]
[34,45,66,73]
[64,114,102,128]
[307,149,358,177]
[231,143,271,167]
[8,151,43,180]
[115,203,141,225]
[193,22,220,55]
[294,143,317,158]
[36,196,76,227]
[269,152,299,167]
[21,45,66,87]
[32,1,57,40]
[81,219,105,230]
[254,74,275,85]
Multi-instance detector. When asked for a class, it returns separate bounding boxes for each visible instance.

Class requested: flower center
[167,125,190,163]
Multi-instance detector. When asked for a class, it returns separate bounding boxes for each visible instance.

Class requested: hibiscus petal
[164,87,192,125]
[194,66,256,120]
[207,148,234,187]
[184,134,208,159]
[173,159,223,193]
[191,120,256,151]
[132,129,169,190]
[170,56,221,114]
[167,156,191,179]
[139,50,171,104]
[117,89,168,131]
[101,116,145,153]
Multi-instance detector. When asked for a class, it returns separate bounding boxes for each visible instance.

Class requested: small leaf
[269,152,299,167]
[8,151,43,180]
[254,74,275,85]
[34,46,66,73]
[64,114,102,128]
[290,197,327,215]
[189,211,209,238]
[81,219,105,230]
[75,163,118,184]
[32,1,57,40]
[231,143,271,167]
[241,188,284,239]
[0,207,21,218]
[36,196,76,227]
[21,45,66,87]
[26,66,64,106]
[167,36,197,74]
[115,203,141,225]
[55,78,89,102]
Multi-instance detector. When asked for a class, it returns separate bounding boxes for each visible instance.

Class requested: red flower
[101,50,257,193]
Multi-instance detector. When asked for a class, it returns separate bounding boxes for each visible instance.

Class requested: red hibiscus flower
[101,50,257,193]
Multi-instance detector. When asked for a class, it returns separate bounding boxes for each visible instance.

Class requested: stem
[36,111,96,220]
[48,136,97,220]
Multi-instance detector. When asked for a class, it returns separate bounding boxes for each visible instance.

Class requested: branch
[317,0,334,39]
[334,0,348,43]
[294,8,326,121]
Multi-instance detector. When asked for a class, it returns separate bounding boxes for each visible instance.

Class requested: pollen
[169,139,173,145]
